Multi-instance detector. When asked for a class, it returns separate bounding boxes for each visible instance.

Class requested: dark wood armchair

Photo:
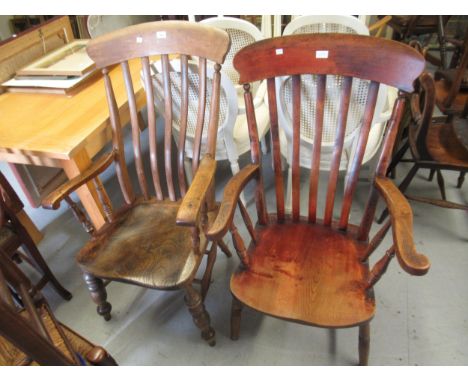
[0,253,117,365]
[204,34,430,365]
[379,73,468,222]
[42,21,231,346]
[0,171,71,301]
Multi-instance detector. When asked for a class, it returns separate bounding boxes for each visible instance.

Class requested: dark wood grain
[86,21,230,68]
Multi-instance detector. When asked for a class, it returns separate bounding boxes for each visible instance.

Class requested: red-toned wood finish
[208,34,429,365]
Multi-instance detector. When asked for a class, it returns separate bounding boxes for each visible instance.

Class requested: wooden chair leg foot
[185,285,216,346]
[83,273,112,321]
[358,323,370,366]
[231,296,243,340]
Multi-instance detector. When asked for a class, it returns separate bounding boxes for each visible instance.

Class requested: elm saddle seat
[78,200,216,289]
[231,219,373,328]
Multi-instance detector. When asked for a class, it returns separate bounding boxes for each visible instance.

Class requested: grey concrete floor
[28,135,468,366]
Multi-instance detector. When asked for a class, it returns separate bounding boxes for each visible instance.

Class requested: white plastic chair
[278,15,395,209]
[198,17,270,169]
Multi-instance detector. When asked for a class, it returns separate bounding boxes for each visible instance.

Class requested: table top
[0,58,146,162]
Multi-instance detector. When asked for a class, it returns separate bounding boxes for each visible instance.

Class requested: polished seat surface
[231,221,375,328]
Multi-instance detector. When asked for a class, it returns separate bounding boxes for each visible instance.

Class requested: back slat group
[234,34,424,236]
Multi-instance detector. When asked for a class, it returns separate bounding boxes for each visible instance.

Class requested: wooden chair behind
[0,254,116,366]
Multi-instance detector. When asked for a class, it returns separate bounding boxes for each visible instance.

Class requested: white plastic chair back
[200,17,264,87]
[279,15,389,167]
[87,16,156,38]
[147,59,238,159]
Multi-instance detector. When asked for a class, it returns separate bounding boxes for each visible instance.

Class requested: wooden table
[0,59,147,230]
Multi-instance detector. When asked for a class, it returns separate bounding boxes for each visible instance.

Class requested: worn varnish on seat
[207,34,429,365]
[78,200,218,289]
[42,21,231,346]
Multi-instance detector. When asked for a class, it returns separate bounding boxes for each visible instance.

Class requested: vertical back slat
[141,57,163,200]
[291,75,301,222]
[323,76,353,226]
[244,83,269,226]
[102,68,134,204]
[192,57,207,173]
[206,63,222,157]
[308,74,326,223]
[358,95,406,240]
[267,78,285,222]
[121,61,149,200]
[161,54,176,201]
[338,81,380,230]
[177,55,189,197]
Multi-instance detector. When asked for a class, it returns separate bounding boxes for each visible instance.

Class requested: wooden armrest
[42,151,116,210]
[86,346,118,366]
[206,164,260,240]
[176,155,216,227]
[375,176,430,276]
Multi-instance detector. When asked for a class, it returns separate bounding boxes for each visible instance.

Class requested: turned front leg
[184,284,216,346]
[83,273,112,321]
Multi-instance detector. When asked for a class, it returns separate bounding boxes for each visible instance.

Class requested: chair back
[234,34,425,239]
[279,16,388,162]
[86,21,230,207]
